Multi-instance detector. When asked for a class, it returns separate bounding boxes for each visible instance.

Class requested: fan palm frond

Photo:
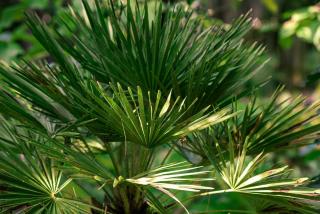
[181,88,320,162]
[24,0,265,113]
[0,132,100,213]
[201,138,320,214]
[0,0,318,213]
[72,82,238,148]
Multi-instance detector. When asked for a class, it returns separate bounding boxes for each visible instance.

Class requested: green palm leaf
[201,137,320,213]
[0,0,318,213]
[71,82,237,148]
[24,0,264,113]
[0,141,100,213]
[125,162,214,214]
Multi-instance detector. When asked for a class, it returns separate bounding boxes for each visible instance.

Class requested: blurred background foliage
[0,0,319,212]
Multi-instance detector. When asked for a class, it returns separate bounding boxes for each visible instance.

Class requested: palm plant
[0,0,319,213]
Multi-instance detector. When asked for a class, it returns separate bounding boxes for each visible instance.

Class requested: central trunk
[112,185,148,214]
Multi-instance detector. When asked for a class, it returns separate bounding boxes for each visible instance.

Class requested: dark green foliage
[0,1,319,213]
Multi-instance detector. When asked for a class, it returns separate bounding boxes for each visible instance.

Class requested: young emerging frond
[125,162,214,214]
[125,162,213,192]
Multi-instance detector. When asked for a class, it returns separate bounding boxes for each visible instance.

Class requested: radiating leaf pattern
[0,0,319,213]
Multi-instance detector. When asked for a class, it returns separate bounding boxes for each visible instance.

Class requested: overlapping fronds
[181,88,320,161]
[0,0,318,213]
[24,0,264,113]
[0,59,237,147]
[235,88,320,154]
[73,82,237,148]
